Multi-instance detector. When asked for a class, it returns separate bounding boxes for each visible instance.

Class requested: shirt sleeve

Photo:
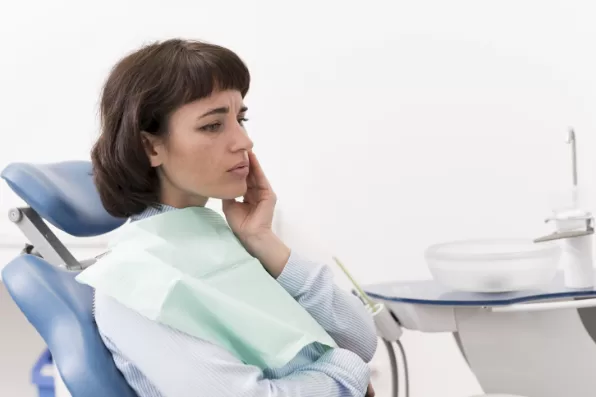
[276,251,378,363]
[94,293,371,397]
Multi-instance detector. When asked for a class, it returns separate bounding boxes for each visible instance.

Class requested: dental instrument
[332,256,406,397]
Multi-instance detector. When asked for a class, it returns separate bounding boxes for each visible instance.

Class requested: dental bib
[76,206,337,369]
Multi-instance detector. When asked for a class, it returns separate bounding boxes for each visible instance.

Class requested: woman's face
[144,89,253,208]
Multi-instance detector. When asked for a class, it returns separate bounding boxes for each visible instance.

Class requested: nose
[230,123,254,152]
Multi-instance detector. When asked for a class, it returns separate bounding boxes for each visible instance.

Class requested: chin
[218,181,248,200]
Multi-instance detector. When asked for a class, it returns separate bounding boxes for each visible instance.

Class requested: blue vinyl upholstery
[2,255,137,397]
[1,161,125,237]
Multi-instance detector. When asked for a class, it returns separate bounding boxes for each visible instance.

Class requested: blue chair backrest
[1,161,126,237]
[2,255,137,397]
[1,161,135,396]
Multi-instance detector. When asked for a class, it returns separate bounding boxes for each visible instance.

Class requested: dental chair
[1,161,527,397]
[0,161,135,397]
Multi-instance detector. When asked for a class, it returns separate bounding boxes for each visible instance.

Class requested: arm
[95,293,371,397]
[276,251,378,363]
[244,232,377,363]
[221,153,377,364]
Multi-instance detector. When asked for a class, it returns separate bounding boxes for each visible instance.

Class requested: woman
[89,38,378,396]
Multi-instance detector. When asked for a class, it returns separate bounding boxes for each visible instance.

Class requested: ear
[141,132,165,167]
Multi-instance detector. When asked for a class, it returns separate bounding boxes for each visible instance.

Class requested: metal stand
[7,207,82,270]
[456,303,596,397]
[377,296,596,397]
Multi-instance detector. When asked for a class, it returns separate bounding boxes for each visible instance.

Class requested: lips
[227,160,250,177]
[228,161,249,172]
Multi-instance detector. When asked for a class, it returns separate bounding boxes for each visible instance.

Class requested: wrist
[244,231,290,278]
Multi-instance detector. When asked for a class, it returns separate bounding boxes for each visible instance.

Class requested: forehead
[177,90,244,117]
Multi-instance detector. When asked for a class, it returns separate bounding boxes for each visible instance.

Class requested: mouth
[228,161,249,172]
[227,161,250,176]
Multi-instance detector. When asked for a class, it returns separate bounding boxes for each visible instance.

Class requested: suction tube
[332,257,408,397]
[384,339,409,397]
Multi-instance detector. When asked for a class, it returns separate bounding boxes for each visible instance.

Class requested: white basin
[425,238,561,293]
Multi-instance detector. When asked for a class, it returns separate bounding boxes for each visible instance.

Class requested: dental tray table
[363,274,596,397]
[364,272,596,307]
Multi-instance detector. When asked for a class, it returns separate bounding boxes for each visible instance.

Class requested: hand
[223,151,290,277]
[223,151,275,240]
[365,383,375,397]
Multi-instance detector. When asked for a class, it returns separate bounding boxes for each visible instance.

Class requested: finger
[246,167,257,189]
[222,198,239,211]
[241,189,256,204]
[247,151,271,190]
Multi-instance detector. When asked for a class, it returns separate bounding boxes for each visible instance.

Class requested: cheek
[165,137,217,185]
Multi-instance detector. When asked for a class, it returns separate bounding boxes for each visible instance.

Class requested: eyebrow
[198,106,248,119]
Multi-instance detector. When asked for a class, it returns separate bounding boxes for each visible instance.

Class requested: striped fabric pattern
[93,204,377,396]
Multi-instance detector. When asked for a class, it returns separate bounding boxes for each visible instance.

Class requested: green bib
[76,207,337,369]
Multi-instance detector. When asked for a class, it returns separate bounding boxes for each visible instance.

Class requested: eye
[199,122,222,132]
[238,117,249,126]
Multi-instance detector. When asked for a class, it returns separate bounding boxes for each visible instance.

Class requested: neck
[157,169,209,208]
[159,196,209,208]
[159,188,209,209]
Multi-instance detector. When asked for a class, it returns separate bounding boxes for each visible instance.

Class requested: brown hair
[91,38,250,218]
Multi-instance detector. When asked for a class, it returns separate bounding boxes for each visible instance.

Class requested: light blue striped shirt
[93,205,377,396]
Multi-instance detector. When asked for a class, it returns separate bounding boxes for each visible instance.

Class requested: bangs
[177,42,250,104]
[140,40,251,133]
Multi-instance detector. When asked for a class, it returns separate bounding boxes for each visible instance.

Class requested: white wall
[2,1,596,396]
